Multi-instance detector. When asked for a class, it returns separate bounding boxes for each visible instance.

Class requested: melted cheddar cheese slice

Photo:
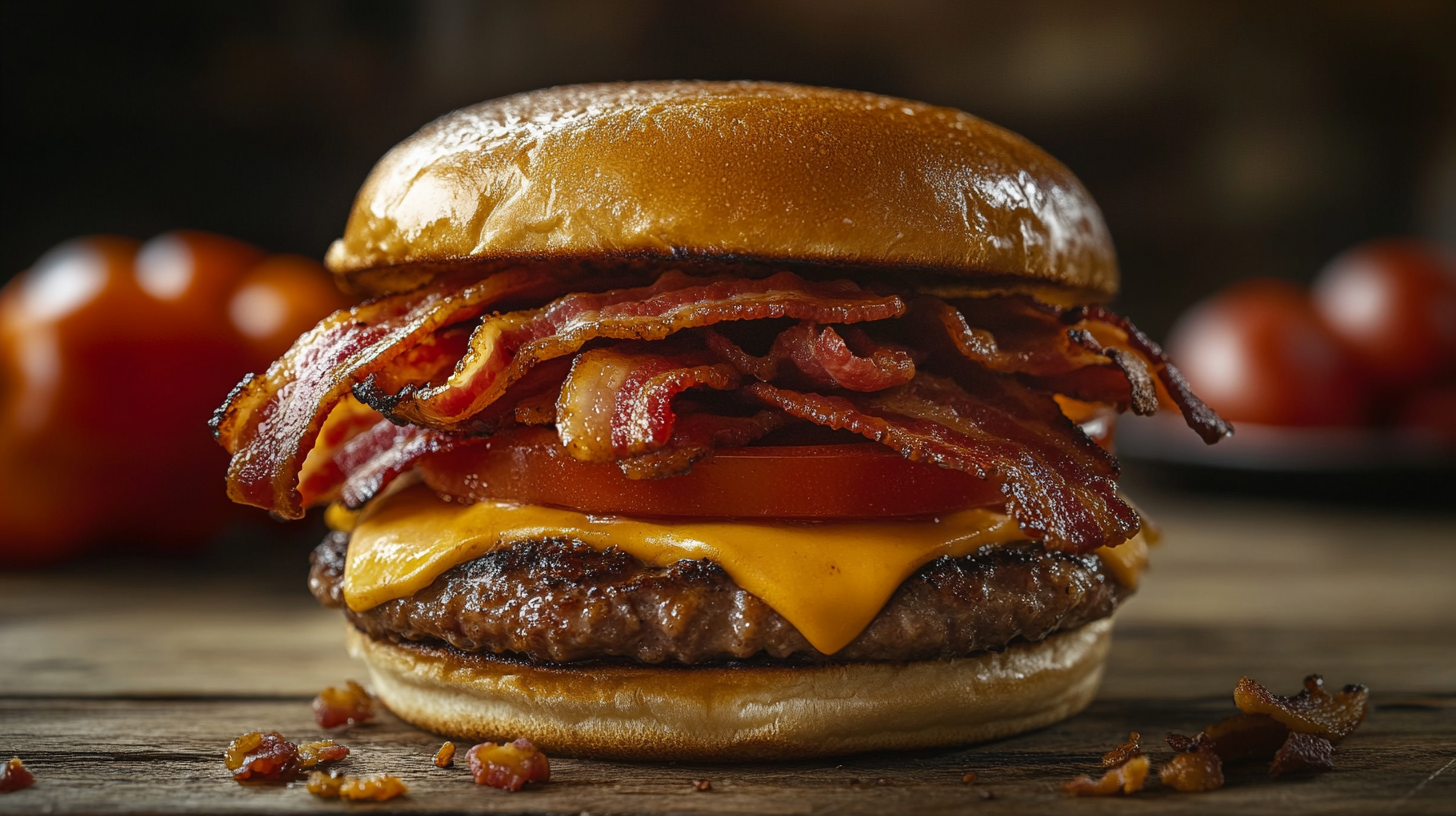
[341,484,1148,655]
[343,485,1032,654]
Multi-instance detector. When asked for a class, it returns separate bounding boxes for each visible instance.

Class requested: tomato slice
[418,427,1007,520]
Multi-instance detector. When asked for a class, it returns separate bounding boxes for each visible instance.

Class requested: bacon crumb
[307,771,408,801]
[306,771,345,797]
[433,741,456,768]
[313,680,375,729]
[693,779,712,791]
[0,757,35,793]
[1158,735,1225,793]
[296,740,350,769]
[1234,675,1369,742]
[961,772,978,784]
[224,732,300,782]
[1271,732,1336,776]
[1062,755,1150,796]
[1102,731,1142,768]
[467,738,550,791]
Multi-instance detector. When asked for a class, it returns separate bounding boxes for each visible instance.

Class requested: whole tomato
[1166,278,1369,427]
[1311,239,1456,390]
[0,232,348,566]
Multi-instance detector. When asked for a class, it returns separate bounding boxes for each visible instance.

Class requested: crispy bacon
[555,347,742,463]
[1062,756,1150,796]
[705,322,916,391]
[1233,675,1369,743]
[744,373,1137,553]
[301,358,575,509]
[215,263,1228,521]
[1074,305,1234,444]
[927,295,1103,376]
[924,296,1232,441]
[367,271,905,432]
[213,270,558,518]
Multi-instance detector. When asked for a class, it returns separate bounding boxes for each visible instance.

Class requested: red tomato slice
[418,427,1007,520]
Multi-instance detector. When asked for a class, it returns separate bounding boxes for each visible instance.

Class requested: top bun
[326,81,1117,301]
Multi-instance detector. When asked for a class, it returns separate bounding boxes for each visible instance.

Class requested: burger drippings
[216,268,1231,553]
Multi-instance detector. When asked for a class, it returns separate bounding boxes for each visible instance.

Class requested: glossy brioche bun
[347,617,1112,761]
[326,81,1117,302]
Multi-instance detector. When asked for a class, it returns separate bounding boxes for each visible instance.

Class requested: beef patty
[312,530,1129,664]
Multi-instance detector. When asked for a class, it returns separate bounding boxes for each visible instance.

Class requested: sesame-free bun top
[326,81,1118,300]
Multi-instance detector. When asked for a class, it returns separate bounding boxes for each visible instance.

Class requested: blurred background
[1,0,1454,564]
[4,0,1454,338]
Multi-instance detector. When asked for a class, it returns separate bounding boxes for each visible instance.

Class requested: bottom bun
[347,617,1112,761]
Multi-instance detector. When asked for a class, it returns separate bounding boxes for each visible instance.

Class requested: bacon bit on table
[433,741,456,768]
[1101,731,1142,769]
[224,732,347,783]
[307,771,408,801]
[1234,675,1369,742]
[1271,732,1337,776]
[224,732,300,782]
[1061,755,1150,796]
[1159,734,1225,792]
[313,680,375,728]
[296,740,350,769]
[692,779,712,791]
[0,757,35,793]
[466,738,550,791]
[960,772,978,784]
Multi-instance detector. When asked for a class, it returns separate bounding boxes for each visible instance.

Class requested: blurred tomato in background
[1166,278,1370,427]
[1166,237,1456,442]
[0,231,349,566]
[1311,240,1456,390]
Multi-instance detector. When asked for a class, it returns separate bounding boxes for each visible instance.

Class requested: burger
[213,82,1230,760]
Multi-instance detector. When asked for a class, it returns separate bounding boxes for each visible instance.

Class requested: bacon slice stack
[215,268,1230,553]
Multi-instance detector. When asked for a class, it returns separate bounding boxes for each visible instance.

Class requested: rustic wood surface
[2,488,1454,814]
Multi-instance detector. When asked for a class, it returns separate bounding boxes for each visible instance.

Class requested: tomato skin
[420,427,1007,520]
[1311,239,1456,389]
[1166,278,1369,427]
[0,233,346,566]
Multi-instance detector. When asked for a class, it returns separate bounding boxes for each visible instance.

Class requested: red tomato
[1166,278,1369,427]
[1311,239,1456,389]
[0,233,347,566]
[419,426,1006,519]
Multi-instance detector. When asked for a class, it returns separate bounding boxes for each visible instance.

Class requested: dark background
[4,0,1454,339]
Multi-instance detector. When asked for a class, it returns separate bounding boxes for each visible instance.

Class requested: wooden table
[3,486,1454,814]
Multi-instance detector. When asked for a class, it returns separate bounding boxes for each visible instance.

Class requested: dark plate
[1117,415,1456,507]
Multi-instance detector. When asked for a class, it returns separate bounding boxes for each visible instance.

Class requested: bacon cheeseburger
[214,82,1230,760]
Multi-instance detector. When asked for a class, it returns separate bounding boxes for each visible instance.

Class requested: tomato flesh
[419,427,1007,520]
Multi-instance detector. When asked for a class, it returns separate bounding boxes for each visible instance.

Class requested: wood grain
[2,696,1452,814]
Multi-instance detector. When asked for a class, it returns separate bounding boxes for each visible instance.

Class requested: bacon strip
[1074,305,1234,444]
[924,295,1103,376]
[212,270,558,518]
[334,422,453,510]
[555,347,742,463]
[925,296,1231,441]
[744,374,1137,553]
[367,271,905,432]
[704,322,916,392]
[301,357,576,509]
